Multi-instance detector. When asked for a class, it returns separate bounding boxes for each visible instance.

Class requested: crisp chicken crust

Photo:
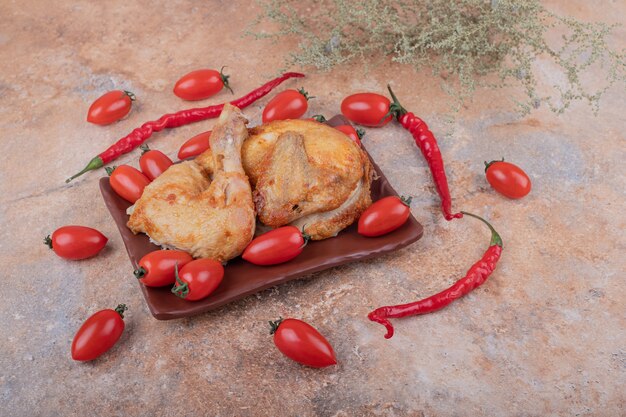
[127,104,255,262]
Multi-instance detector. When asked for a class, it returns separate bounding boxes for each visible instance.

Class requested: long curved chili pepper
[368,211,503,339]
[66,72,305,182]
[386,85,462,221]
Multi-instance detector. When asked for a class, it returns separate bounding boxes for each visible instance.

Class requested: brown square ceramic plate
[100,115,423,320]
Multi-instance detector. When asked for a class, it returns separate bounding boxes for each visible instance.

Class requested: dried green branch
[247,0,625,115]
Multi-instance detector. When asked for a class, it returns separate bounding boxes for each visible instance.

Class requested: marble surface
[1,1,624,416]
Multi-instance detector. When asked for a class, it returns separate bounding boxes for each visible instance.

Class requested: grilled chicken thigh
[127,104,255,262]
[196,119,373,240]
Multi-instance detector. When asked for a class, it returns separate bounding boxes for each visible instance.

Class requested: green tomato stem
[114,304,128,318]
[269,317,283,335]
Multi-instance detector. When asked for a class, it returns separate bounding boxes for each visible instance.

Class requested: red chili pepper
[66,72,305,182]
[386,85,462,221]
[368,211,503,339]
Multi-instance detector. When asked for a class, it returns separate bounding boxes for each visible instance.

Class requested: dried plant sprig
[247,0,625,115]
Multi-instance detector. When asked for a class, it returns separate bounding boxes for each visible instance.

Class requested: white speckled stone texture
[0,1,624,416]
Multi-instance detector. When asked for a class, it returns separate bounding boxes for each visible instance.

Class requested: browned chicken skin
[196,119,373,240]
[127,104,255,262]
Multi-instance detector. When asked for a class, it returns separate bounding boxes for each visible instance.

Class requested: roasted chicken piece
[127,104,255,262]
[196,119,373,240]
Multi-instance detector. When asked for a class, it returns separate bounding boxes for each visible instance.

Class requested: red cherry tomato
[87,90,135,125]
[341,93,392,127]
[358,196,411,237]
[134,250,193,287]
[139,145,173,180]
[173,68,232,101]
[44,226,108,260]
[242,226,307,266]
[171,259,224,301]
[71,304,127,361]
[335,124,363,146]
[178,131,211,159]
[262,88,311,123]
[271,318,337,368]
[106,165,150,204]
[485,159,531,199]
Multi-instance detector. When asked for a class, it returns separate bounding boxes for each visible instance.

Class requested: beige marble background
[0,1,624,416]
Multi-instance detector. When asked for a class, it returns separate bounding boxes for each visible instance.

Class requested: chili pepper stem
[386,84,408,119]
[65,156,104,183]
[311,114,327,122]
[114,304,128,318]
[44,235,53,249]
[105,166,117,176]
[140,144,151,155]
[269,317,283,335]
[377,85,406,124]
[460,211,503,247]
